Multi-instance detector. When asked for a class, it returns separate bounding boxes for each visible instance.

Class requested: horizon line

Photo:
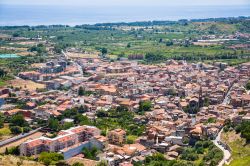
[1,3,250,7]
[0,16,249,27]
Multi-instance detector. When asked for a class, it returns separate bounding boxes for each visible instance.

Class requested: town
[0,16,250,166]
[0,43,250,165]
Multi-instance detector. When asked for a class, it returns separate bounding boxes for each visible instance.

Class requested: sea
[0,4,250,26]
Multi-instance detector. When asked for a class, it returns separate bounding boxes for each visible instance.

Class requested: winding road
[212,80,236,165]
[212,129,231,166]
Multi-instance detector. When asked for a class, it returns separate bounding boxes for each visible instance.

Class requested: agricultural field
[0,18,249,62]
[9,79,45,91]
[0,17,249,86]
[0,56,46,87]
[66,52,99,59]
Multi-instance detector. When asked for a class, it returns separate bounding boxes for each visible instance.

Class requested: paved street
[0,128,42,148]
[213,129,231,166]
[222,82,235,105]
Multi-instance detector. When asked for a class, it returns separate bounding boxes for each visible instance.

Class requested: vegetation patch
[221,131,250,166]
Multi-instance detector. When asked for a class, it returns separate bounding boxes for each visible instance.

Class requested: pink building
[20,125,100,157]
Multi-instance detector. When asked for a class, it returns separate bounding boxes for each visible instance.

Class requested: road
[0,131,44,153]
[0,127,42,148]
[222,82,235,105]
[62,50,83,76]
[212,81,235,165]
[74,61,83,76]
[62,50,69,59]
[213,129,231,166]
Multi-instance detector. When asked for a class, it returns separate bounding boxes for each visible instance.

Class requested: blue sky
[1,0,250,6]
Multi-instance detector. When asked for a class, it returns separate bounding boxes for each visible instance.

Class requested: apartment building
[20,125,100,158]
[108,129,126,146]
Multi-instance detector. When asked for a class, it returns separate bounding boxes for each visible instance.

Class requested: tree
[96,110,108,118]
[116,106,128,112]
[101,48,108,55]
[236,121,250,141]
[74,114,90,125]
[166,40,173,46]
[246,81,250,90]
[203,97,210,107]
[10,126,22,134]
[145,52,165,62]
[28,45,46,54]
[62,122,74,130]
[168,88,177,96]
[56,161,70,166]
[138,100,152,113]
[37,43,44,47]
[61,108,78,119]
[57,36,64,40]
[0,68,7,78]
[118,52,125,58]
[78,86,84,96]
[7,146,20,155]
[54,44,63,53]
[72,162,84,166]
[5,147,9,155]
[48,118,60,131]
[23,127,31,133]
[207,117,216,124]
[126,136,135,144]
[82,147,99,160]
[10,114,27,127]
[143,152,182,165]
[0,113,5,128]
[127,43,131,48]
[12,32,20,37]
[180,147,199,161]
[78,105,86,113]
[38,152,64,166]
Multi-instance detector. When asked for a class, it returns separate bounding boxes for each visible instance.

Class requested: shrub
[10,126,22,134]
[235,121,250,141]
[62,122,74,130]
[72,162,84,166]
[23,127,31,133]
[82,147,99,160]
[10,114,28,127]
[38,152,64,166]
[138,100,152,113]
[97,160,108,166]
[246,81,250,90]
[180,148,199,161]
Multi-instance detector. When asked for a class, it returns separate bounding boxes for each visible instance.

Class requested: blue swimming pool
[0,54,20,58]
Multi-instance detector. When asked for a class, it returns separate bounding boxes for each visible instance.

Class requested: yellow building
[108,129,126,146]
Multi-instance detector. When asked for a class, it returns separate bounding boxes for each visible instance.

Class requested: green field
[0,18,250,80]
[0,127,11,136]
[221,131,250,166]
[0,126,12,141]
[1,18,250,62]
